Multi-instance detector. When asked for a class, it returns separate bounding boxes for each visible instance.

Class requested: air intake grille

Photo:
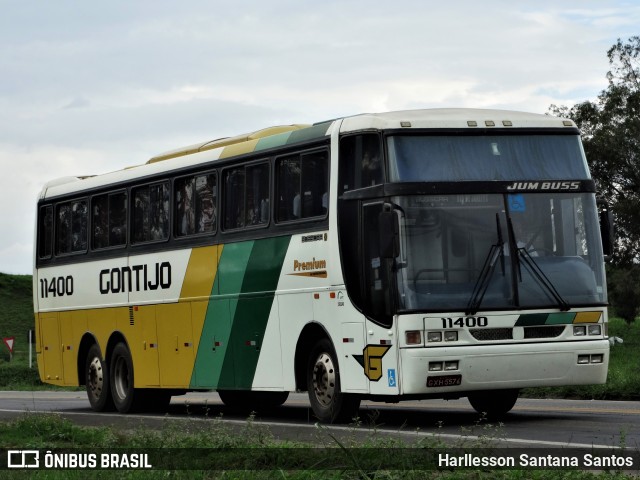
[129,306,134,326]
[470,328,513,341]
[524,326,565,339]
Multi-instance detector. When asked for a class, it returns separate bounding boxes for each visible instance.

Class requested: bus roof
[340,108,575,132]
[39,108,576,200]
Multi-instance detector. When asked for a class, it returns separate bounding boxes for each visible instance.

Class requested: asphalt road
[1,391,639,449]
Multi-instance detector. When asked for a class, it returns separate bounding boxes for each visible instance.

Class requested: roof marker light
[400,121,412,127]
[485,120,495,127]
[467,121,478,127]
[502,120,513,126]
[563,120,573,127]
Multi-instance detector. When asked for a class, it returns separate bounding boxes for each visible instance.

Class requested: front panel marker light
[577,355,590,364]
[427,332,442,343]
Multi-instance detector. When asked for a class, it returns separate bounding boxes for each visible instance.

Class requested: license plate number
[426,374,462,388]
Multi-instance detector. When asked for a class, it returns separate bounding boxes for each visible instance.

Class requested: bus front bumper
[399,339,609,395]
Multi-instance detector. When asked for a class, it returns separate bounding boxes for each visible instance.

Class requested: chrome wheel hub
[87,357,103,399]
[312,352,336,407]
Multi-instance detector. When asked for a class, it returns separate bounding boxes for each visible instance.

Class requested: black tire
[109,342,145,413]
[468,389,519,418]
[85,344,115,412]
[218,390,289,411]
[307,338,360,423]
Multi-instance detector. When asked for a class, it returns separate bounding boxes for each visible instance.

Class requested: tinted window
[92,191,127,249]
[175,172,217,237]
[38,205,53,259]
[56,199,88,255]
[132,182,169,243]
[276,150,328,222]
[223,163,269,230]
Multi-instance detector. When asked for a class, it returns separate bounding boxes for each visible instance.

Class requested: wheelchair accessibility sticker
[387,369,397,387]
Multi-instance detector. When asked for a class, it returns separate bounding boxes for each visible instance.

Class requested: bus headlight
[444,331,458,342]
[588,325,602,336]
[573,326,586,336]
[427,332,442,343]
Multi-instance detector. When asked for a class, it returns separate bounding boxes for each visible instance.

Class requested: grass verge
[0,413,637,479]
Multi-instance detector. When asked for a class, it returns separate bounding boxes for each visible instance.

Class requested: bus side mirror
[598,203,615,258]
[379,210,399,259]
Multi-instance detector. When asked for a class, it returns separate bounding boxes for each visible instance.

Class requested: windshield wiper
[466,214,505,315]
[507,218,570,311]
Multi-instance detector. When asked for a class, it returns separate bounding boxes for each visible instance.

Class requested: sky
[1,0,639,275]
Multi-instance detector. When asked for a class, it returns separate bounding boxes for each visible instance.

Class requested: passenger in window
[93,204,108,248]
[362,151,383,186]
[293,191,301,219]
[260,197,269,224]
[199,196,216,232]
[179,182,194,235]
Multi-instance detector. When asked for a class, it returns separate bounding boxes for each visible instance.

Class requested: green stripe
[190,242,254,388]
[515,312,577,326]
[514,313,549,326]
[546,313,576,325]
[254,131,293,151]
[286,122,331,145]
[190,237,291,389]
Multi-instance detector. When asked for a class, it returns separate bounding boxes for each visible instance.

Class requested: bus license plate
[427,375,462,388]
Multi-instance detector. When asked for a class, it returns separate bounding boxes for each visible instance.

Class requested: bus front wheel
[307,338,360,423]
[85,344,114,412]
[468,389,519,418]
[110,342,145,413]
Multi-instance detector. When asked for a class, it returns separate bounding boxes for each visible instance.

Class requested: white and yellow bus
[34,109,611,422]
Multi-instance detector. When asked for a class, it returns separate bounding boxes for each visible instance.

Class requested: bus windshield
[387,134,590,182]
[393,192,607,313]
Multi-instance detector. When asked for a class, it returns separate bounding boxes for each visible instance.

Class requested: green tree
[550,36,640,265]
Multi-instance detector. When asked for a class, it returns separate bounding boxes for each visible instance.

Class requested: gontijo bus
[34,109,612,422]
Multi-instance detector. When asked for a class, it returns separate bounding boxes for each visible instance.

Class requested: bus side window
[246,163,269,226]
[223,167,245,230]
[195,173,217,233]
[93,191,127,249]
[223,163,269,231]
[339,134,382,194]
[38,205,53,259]
[132,182,169,243]
[176,172,217,237]
[276,150,328,223]
[109,191,127,246]
[56,199,88,255]
[92,195,109,249]
[301,151,328,217]
[276,155,300,222]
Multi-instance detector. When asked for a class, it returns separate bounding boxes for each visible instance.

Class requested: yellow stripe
[179,246,219,301]
[574,311,602,323]
[219,139,260,159]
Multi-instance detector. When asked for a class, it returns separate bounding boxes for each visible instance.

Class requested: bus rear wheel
[85,344,114,412]
[110,342,145,413]
[468,389,519,418]
[307,338,360,423]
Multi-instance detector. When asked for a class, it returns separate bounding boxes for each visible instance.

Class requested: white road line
[0,408,619,450]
